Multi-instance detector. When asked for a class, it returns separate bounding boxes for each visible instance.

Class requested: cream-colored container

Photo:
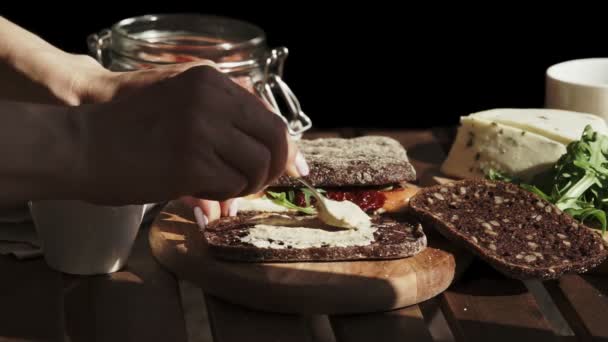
[546,58,608,121]
[29,201,145,275]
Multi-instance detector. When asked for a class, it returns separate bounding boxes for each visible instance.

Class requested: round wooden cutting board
[149,201,471,314]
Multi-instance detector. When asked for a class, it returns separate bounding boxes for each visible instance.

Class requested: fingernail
[229,200,239,217]
[295,151,310,177]
[193,207,208,230]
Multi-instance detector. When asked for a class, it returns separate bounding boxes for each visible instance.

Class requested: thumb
[285,133,309,178]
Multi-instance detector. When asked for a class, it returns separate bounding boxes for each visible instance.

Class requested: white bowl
[546,58,608,120]
[29,200,145,275]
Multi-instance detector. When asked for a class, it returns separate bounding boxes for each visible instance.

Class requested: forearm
[0,17,65,101]
[0,17,109,105]
[0,100,83,207]
[0,16,62,63]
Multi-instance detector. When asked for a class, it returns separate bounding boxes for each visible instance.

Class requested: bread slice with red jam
[241,136,419,215]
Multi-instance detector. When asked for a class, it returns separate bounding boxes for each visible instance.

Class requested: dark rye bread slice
[203,212,426,262]
[409,179,608,280]
[271,136,416,188]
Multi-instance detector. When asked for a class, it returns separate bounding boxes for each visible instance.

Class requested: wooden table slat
[2,128,592,342]
[440,261,558,342]
[0,257,64,342]
[205,295,313,342]
[369,128,563,342]
[63,225,187,342]
[544,274,608,341]
[329,305,433,342]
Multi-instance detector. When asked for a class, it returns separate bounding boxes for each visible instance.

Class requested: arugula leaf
[567,207,607,235]
[520,184,552,202]
[266,191,316,215]
[550,125,608,231]
[301,189,312,207]
[300,188,324,207]
[487,169,514,182]
[486,125,608,232]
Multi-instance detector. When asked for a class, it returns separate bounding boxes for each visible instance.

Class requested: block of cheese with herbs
[441,108,608,181]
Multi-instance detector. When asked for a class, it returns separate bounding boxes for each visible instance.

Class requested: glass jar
[87,14,311,136]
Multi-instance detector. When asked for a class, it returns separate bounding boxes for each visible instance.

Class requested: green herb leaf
[486,169,514,182]
[520,184,552,202]
[486,125,608,233]
[300,188,313,207]
[266,190,316,215]
[300,188,327,205]
[567,207,607,235]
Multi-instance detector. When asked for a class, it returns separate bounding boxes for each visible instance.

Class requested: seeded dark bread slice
[203,212,426,262]
[409,179,608,280]
[271,136,416,188]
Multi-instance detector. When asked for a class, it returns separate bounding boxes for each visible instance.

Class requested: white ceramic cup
[546,58,608,120]
[29,200,146,275]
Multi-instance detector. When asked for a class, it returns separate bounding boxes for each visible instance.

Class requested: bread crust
[409,179,608,280]
[271,136,416,187]
[203,212,427,262]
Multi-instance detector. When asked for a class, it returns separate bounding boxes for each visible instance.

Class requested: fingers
[230,105,292,184]
[183,196,238,219]
[180,196,209,230]
[187,147,249,201]
[220,198,239,217]
[180,196,221,220]
[180,196,238,231]
[198,200,221,222]
[212,127,273,196]
[108,60,220,100]
[221,77,309,181]
[179,196,223,229]
[177,60,220,71]
[285,134,309,178]
[213,127,307,197]
[193,207,208,231]
[147,61,220,82]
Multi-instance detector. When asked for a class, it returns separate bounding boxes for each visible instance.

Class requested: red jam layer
[293,189,386,212]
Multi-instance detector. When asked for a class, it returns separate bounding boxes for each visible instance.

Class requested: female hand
[76,66,308,216]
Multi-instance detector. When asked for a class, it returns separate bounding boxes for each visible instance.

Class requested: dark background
[3,5,607,129]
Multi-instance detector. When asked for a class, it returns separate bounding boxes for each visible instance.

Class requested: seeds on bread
[409,179,608,280]
[271,136,417,188]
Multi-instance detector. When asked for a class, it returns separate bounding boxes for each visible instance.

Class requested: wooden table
[1,128,607,342]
